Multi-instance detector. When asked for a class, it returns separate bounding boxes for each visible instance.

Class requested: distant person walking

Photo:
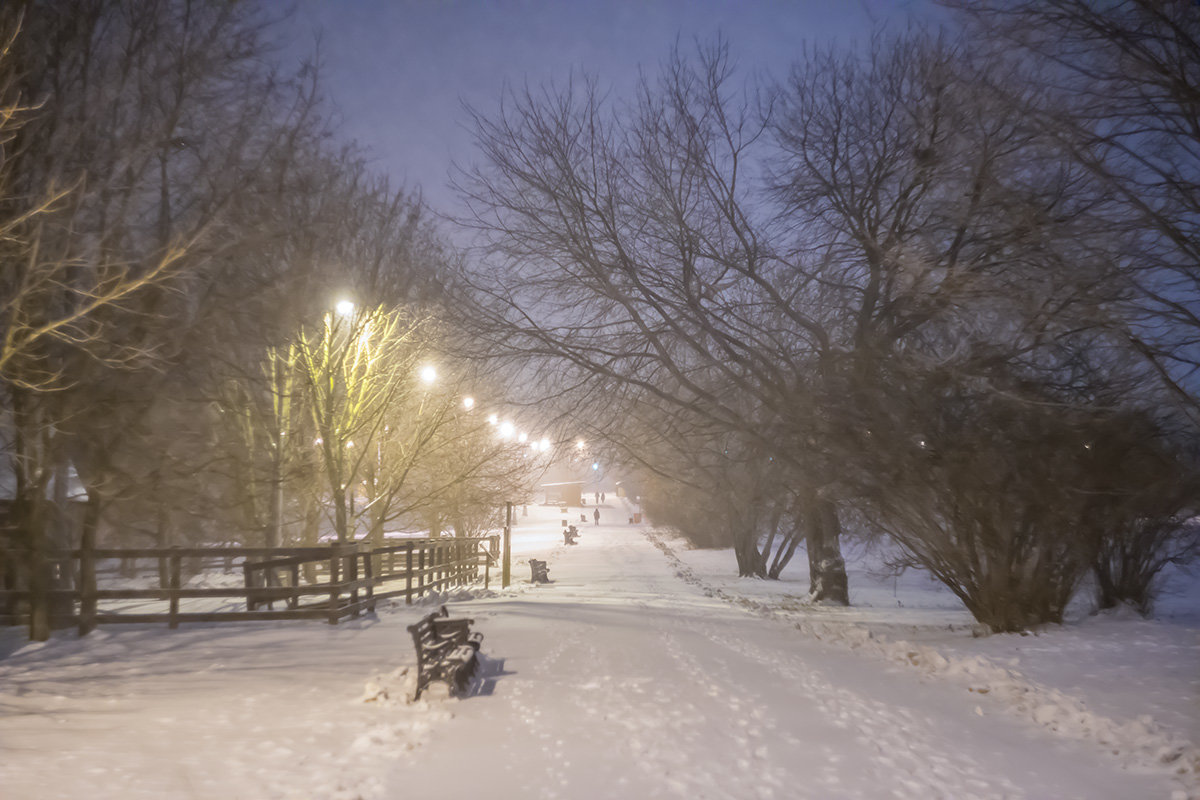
[600,492,605,503]
[593,507,600,526]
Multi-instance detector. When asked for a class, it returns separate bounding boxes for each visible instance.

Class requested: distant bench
[407,605,483,699]
[530,559,550,583]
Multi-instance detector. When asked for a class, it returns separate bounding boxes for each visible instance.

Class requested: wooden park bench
[530,558,550,583]
[407,605,483,699]
[563,525,580,545]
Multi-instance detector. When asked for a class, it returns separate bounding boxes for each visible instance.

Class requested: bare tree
[0,0,343,639]
[940,0,1200,617]
[944,0,1200,415]
[453,40,851,600]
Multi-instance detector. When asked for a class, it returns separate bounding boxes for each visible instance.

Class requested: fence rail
[0,536,499,632]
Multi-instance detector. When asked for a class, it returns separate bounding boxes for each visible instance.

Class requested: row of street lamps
[336,297,568,458]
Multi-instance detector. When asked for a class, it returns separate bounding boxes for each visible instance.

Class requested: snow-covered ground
[1,500,1196,799]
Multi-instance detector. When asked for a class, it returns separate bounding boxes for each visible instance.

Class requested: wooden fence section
[0,536,499,632]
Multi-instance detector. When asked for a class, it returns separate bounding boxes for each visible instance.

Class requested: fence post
[168,552,181,630]
[502,502,512,588]
[78,545,96,636]
[405,542,414,605]
[289,564,300,609]
[483,539,490,591]
[461,540,468,586]
[418,545,426,598]
[328,547,341,625]
[363,549,376,613]
[454,540,462,587]
[349,548,360,619]
[243,561,257,611]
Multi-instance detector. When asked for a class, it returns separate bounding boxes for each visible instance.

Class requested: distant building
[540,481,583,506]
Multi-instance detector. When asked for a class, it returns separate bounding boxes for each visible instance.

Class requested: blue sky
[286,1,932,212]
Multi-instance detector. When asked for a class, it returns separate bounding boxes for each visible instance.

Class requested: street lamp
[419,364,437,385]
[463,396,475,411]
[335,299,355,317]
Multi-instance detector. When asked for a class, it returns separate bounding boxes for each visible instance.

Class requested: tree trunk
[733,523,766,577]
[806,496,849,605]
[12,388,53,641]
[301,495,320,583]
[767,526,804,579]
[333,486,348,543]
[20,495,51,641]
[48,457,75,627]
[78,494,102,635]
[155,491,170,589]
[267,449,284,548]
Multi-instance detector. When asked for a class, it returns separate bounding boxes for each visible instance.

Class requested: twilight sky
[285,1,933,214]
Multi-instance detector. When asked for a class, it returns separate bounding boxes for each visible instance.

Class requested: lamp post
[503,502,512,588]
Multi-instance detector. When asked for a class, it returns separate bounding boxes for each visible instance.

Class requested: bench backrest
[409,604,476,652]
[408,614,442,649]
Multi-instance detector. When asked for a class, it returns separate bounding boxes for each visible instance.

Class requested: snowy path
[386,525,1177,800]
[0,512,1191,800]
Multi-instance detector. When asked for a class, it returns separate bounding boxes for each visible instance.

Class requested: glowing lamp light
[518,432,528,444]
[335,299,355,317]
[592,462,599,471]
[576,439,586,450]
[539,438,550,452]
[463,396,475,410]
[487,413,498,425]
[499,421,515,439]
[419,365,437,385]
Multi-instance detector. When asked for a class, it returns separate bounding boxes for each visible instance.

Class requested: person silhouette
[593,507,600,526]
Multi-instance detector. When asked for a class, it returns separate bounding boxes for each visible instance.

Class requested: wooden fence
[0,536,499,632]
